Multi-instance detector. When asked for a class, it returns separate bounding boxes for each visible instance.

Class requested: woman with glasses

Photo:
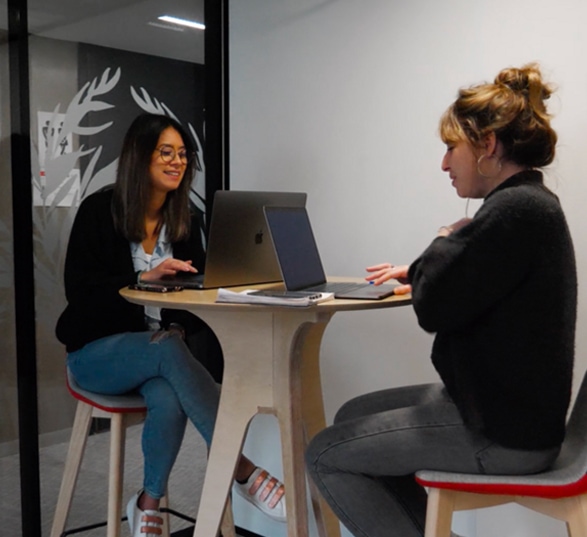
[56,113,286,537]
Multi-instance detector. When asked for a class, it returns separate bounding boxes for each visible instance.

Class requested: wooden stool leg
[107,413,127,537]
[425,488,455,537]
[219,496,236,537]
[50,402,94,537]
[160,493,171,537]
[565,495,587,537]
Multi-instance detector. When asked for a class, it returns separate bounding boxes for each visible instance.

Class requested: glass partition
[0,0,228,534]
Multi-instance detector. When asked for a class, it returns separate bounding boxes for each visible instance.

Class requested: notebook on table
[152,190,307,289]
[263,205,398,300]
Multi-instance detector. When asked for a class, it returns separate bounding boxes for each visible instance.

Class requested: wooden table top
[120,277,412,314]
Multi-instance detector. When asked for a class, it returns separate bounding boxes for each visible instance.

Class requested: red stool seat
[66,367,147,414]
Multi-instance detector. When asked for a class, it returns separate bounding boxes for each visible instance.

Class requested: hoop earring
[477,155,502,178]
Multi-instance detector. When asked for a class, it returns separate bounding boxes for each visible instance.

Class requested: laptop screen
[203,191,307,288]
[263,206,327,290]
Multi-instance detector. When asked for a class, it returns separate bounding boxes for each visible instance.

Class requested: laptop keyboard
[307,282,371,293]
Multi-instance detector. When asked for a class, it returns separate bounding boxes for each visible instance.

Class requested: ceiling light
[158,15,205,30]
[148,21,184,32]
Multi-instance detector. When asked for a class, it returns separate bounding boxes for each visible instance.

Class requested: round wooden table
[121,281,411,537]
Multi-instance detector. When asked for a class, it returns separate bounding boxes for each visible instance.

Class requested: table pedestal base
[192,309,340,537]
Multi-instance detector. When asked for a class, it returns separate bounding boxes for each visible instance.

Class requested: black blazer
[56,188,207,352]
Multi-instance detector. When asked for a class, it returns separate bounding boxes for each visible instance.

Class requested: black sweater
[56,189,207,352]
[408,170,577,450]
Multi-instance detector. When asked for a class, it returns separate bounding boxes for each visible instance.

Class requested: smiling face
[149,127,187,195]
[441,140,488,199]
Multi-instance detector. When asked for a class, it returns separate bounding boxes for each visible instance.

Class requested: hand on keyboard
[365,264,411,295]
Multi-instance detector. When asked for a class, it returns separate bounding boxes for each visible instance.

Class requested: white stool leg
[50,402,94,537]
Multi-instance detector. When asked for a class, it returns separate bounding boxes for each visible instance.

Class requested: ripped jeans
[305,383,559,537]
[67,331,220,499]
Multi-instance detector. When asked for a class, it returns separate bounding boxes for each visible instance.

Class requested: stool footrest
[160,507,195,525]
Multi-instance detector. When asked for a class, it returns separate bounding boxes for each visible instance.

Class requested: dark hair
[439,63,557,168]
[112,113,196,242]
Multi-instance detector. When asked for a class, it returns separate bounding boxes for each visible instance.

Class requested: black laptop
[153,191,307,289]
[263,206,398,300]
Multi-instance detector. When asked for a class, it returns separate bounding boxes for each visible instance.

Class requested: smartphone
[249,290,322,300]
[128,283,184,293]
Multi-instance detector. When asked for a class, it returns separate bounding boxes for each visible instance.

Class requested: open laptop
[153,191,307,289]
[263,205,398,300]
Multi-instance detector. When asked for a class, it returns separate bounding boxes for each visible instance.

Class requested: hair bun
[495,63,553,102]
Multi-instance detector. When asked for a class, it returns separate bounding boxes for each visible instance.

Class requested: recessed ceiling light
[158,15,205,30]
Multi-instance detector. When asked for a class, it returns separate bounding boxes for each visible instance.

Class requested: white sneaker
[126,490,165,537]
[234,467,286,522]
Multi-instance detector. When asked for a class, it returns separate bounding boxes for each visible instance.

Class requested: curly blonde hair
[439,63,557,168]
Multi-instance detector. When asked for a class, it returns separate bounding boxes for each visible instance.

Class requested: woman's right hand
[139,258,197,282]
[437,217,472,237]
[365,263,412,295]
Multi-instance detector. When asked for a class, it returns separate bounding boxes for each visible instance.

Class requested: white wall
[229,1,587,536]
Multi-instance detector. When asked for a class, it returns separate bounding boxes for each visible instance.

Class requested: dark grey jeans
[305,383,559,537]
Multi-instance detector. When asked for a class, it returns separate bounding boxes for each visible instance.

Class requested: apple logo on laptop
[254,230,263,244]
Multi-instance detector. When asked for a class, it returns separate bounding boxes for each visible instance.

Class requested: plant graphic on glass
[26,67,206,332]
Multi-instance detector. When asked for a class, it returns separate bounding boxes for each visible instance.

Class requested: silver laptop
[263,205,398,300]
[155,191,307,289]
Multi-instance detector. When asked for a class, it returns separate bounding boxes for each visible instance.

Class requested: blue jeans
[306,383,559,537]
[67,331,221,499]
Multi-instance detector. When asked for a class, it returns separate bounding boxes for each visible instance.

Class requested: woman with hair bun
[306,65,577,537]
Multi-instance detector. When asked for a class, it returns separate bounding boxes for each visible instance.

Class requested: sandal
[234,467,286,522]
[126,490,165,536]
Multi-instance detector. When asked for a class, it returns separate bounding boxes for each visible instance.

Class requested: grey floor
[0,423,243,536]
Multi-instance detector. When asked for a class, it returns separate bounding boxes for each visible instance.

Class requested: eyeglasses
[155,145,193,164]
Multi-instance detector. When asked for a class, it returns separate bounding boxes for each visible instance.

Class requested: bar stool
[415,369,587,537]
[51,367,236,537]
[50,367,161,537]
